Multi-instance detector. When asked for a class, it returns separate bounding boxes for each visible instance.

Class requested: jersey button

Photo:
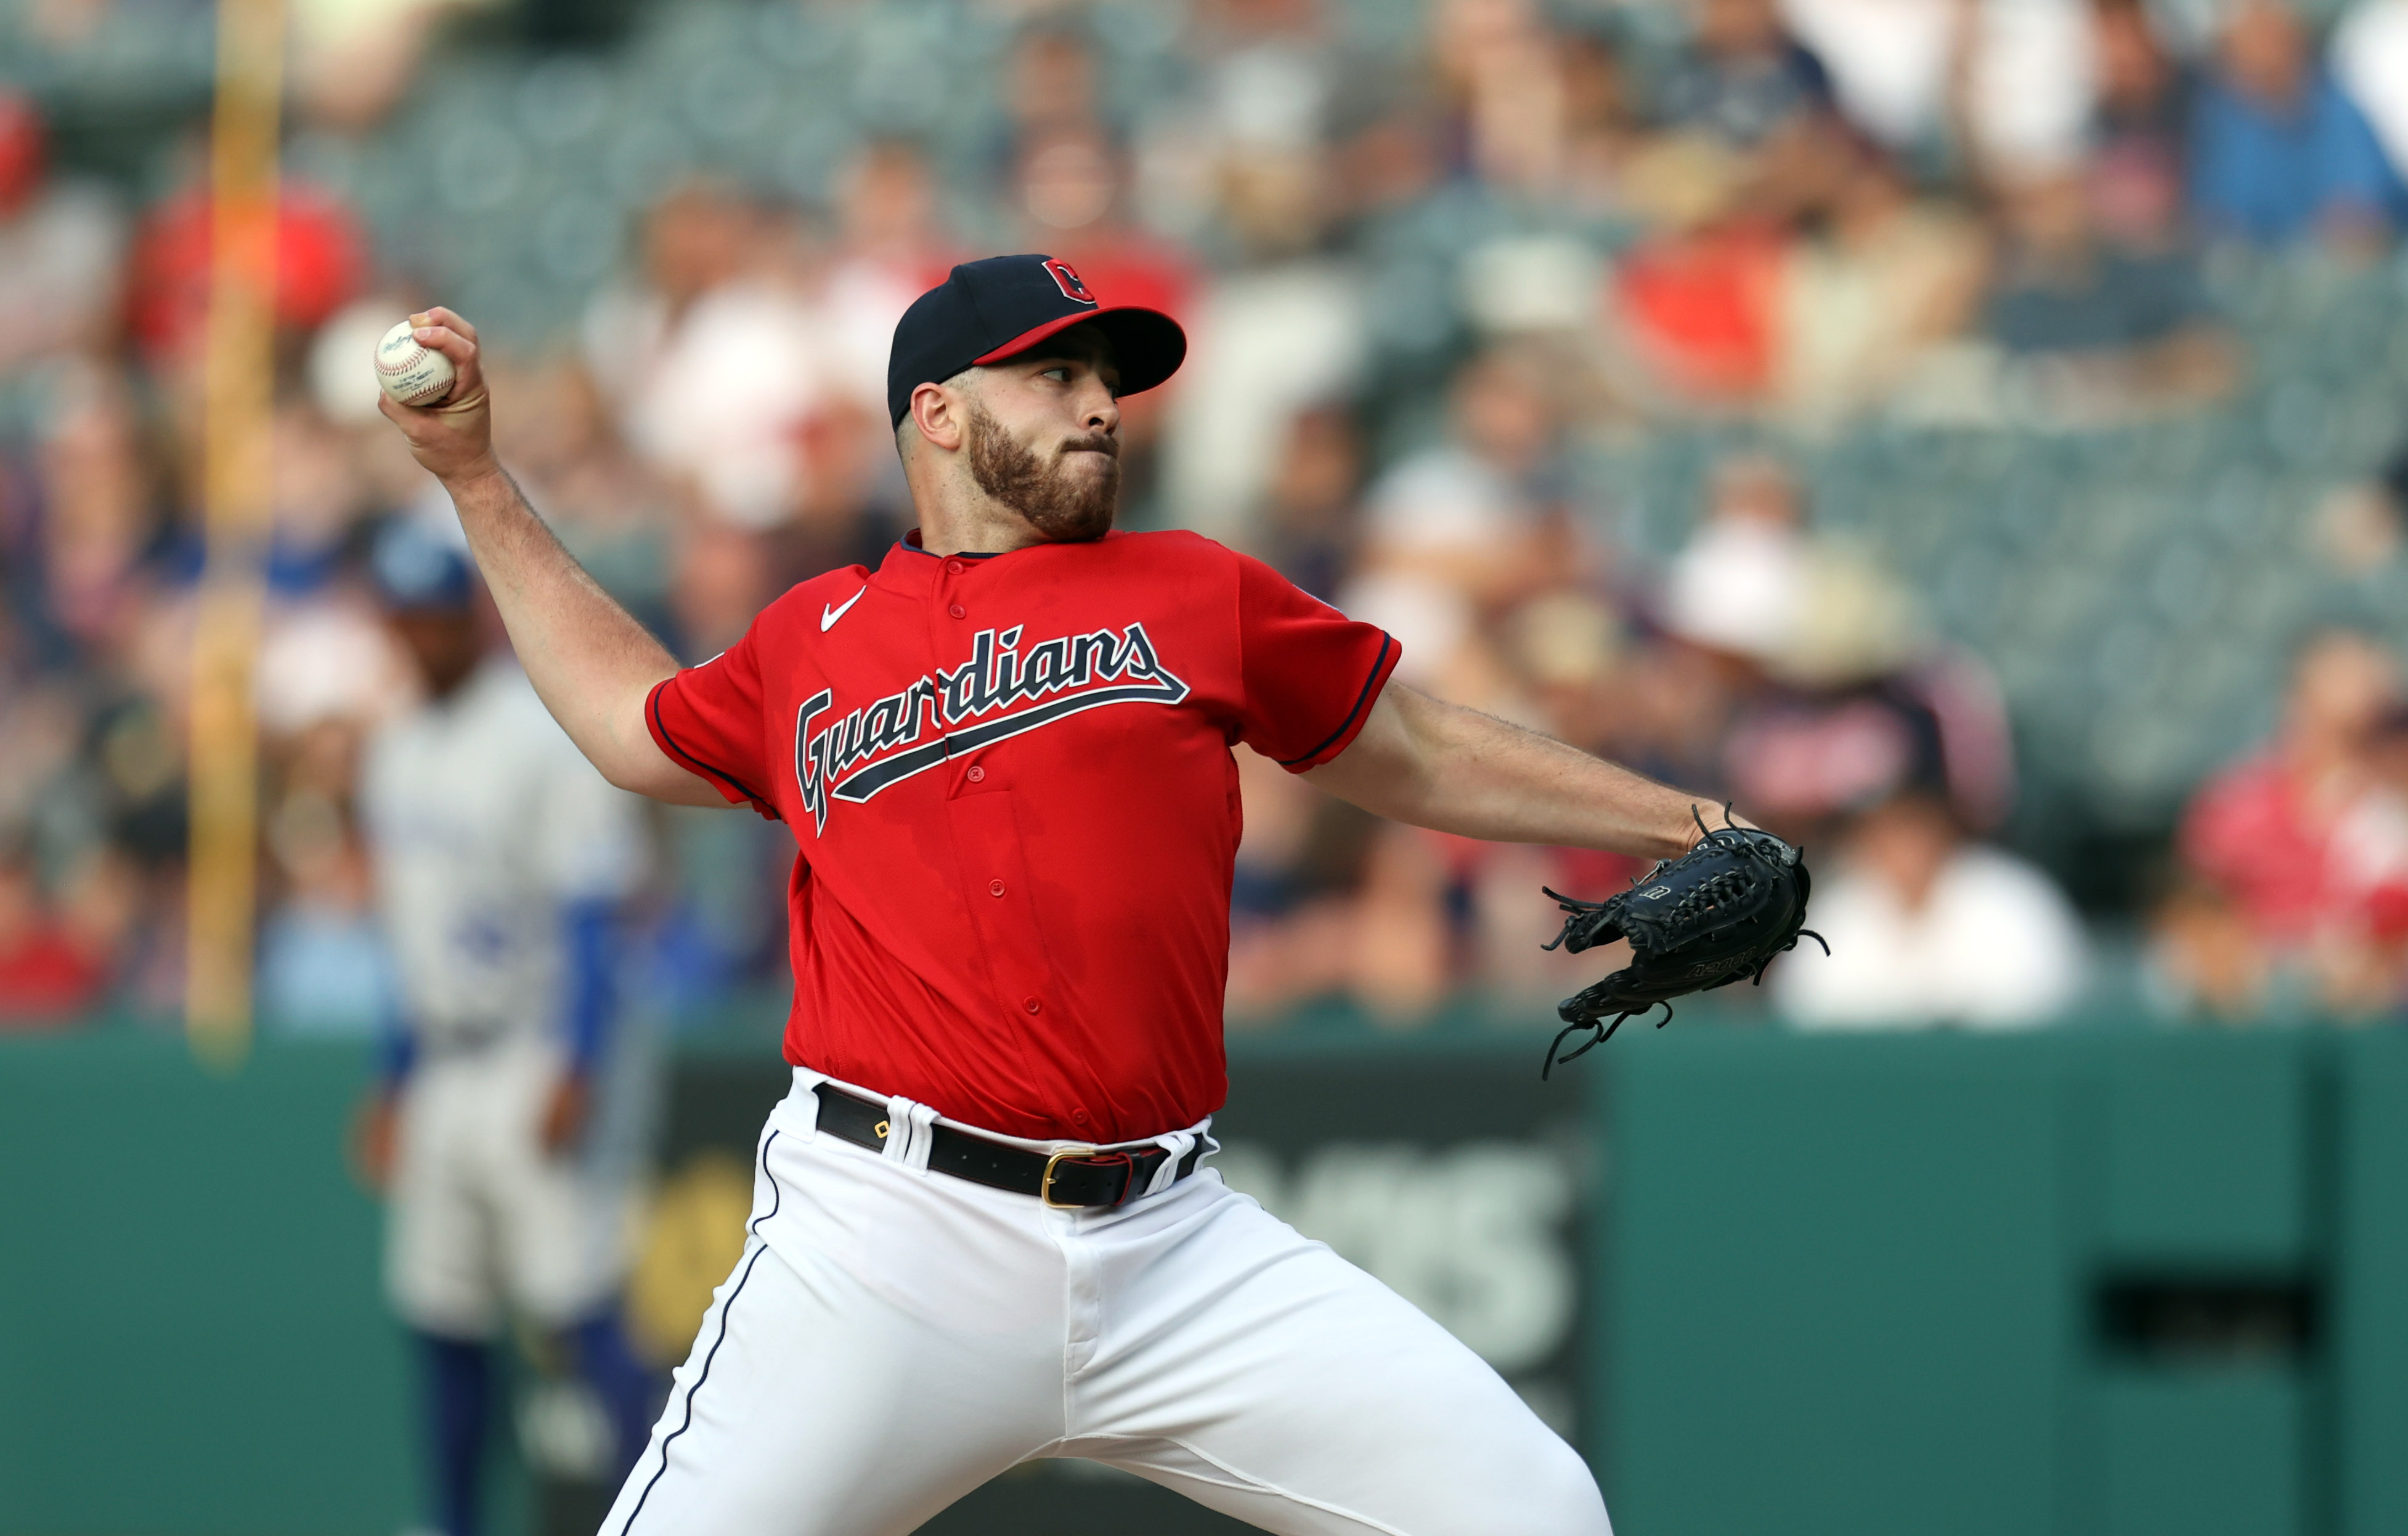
[945,560,965,574]
[1072,1109,1091,1127]
[949,603,966,619]
[1022,997,1042,1015]
[966,765,985,783]
[989,879,1006,897]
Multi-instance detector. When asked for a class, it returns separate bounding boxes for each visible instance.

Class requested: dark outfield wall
[3,1024,2405,1535]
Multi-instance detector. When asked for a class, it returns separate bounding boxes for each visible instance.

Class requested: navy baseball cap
[886,254,1186,428]
[370,518,476,611]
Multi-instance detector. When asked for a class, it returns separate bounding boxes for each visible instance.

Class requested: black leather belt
[814,1085,1205,1209]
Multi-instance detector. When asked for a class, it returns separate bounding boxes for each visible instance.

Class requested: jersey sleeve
[646,625,781,817]
[1232,551,1401,772]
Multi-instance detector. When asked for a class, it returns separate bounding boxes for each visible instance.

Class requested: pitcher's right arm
[376,308,725,806]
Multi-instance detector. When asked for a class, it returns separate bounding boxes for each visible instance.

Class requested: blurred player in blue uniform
[352,521,656,1536]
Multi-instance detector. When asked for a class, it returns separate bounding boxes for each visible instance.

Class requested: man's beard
[964,401,1120,543]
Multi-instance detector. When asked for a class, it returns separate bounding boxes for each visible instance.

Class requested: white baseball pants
[598,1070,1611,1536]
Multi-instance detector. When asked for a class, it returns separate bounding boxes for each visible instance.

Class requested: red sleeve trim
[646,677,768,809]
[1277,634,1399,771]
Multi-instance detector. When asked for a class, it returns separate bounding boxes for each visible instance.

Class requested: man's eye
[1041,367,1071,382]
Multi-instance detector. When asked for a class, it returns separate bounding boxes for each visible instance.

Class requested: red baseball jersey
[645,530,1399,1142]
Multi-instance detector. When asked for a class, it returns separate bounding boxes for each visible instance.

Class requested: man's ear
[911,380,969,454]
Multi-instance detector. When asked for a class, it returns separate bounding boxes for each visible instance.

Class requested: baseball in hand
[375,319,457,407]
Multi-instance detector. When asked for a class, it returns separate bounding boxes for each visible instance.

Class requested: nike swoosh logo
[820,587,866,632]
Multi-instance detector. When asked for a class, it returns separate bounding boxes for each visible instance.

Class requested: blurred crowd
[6,0,2408,1036]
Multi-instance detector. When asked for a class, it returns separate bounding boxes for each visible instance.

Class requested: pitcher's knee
[1525,1436,1612,1536]
[1417,1432,1608,1535]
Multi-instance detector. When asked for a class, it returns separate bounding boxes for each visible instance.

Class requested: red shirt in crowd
[2179,751,2341,946]
[646,530,1399,1142]
[125,181,365,362]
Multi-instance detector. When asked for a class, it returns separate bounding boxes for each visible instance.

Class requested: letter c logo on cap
[1043,258,1097,306]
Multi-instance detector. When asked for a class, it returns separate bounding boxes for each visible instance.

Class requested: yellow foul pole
[185,0,286,1065]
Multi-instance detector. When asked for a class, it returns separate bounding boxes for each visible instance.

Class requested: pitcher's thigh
[1091,1204,1609,1536]
[599,1236,1047,1536]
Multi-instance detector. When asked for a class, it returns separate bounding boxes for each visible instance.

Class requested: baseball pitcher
[376,254,1754,1536]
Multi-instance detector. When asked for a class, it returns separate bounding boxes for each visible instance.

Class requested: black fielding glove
[1538,808,1826,1079]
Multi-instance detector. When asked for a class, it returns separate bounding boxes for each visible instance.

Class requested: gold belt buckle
[1041,1146,1100,1209]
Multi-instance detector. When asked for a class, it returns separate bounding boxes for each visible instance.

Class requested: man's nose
[1079,380,1120,435]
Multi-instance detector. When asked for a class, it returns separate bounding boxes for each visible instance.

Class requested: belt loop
[1143,1132,1196,1198]
[882,1097,939,1172]
[791,1069,824,1142]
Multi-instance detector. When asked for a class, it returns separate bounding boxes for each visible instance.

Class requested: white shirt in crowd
[1773,844,2087,1029]
[360,658,645,1045]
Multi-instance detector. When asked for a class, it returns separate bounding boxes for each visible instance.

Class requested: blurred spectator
[1608,144,1787,405]
[1774,790,2088,1028]
[2146,873,2277,1021]
[1773,128,1987,426]
[1341,345,1566,698]
[995,21,1110,170]
[818,139,956,406]
[2189,0,2399,249]
[1153,0,1349,259]
[1225,743,1379,1017]
[1157,257,1365,543]
[1984,170,2237,411]
[2089,0,2192,251]
[2181,629,2398,951]
[1659,452,1816,663]
[255,550,410,1038]
[125,178,367,367]
[293,0,503,133]
[1553,22,1647,222]
[1785,0,2094,170]
[483,357,677,634]
[259,719,396,1037]
[1251,402,1363,599]
[1654,0,1837,150]
[29,365,164,652]
[0,838,110,1025]
[2311,702,2408,1016]
[1659,455,2014,841]
[582,182,820,529]
[1429,0,1572,196]
[0,93,124,374]
[264,401,377,592]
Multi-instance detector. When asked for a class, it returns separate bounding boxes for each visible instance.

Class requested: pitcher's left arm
[1303,682,1736,858]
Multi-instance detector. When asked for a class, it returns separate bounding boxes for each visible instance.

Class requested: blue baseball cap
[886,253,1186,428]
[370,519,476,611]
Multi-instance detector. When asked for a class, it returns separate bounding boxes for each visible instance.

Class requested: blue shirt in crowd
[2188,70,2401,244]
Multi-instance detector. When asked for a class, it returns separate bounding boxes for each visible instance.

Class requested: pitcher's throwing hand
[376,308,497,486]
